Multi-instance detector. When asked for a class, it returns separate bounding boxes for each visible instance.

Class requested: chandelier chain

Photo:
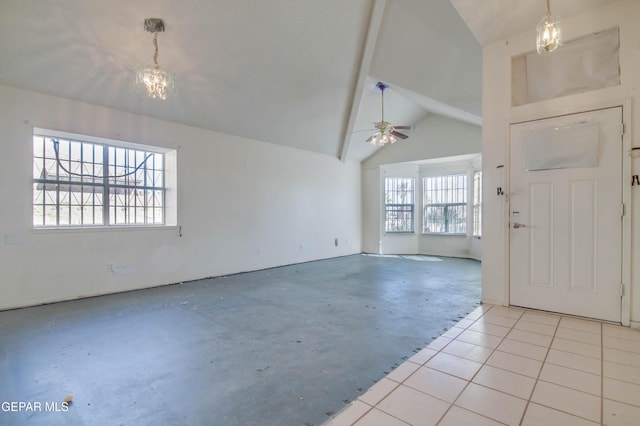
[152,32,159,67]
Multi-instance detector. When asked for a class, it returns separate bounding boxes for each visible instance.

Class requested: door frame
[505,98,632,325]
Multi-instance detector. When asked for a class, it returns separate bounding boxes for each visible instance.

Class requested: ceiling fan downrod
[376,82,388,123]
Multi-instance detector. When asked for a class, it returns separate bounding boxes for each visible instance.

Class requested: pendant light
[536,0,562,54]
[135,18,176,100]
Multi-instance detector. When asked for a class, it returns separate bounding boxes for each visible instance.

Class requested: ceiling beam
[392,84,482,127]
[339,0,387,162]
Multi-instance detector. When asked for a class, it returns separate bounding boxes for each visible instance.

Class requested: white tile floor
[324,305,640,426]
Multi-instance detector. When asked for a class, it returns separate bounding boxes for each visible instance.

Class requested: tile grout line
[436,304,517,425]
[378,305,491,425]
[420,307,485,425]
[432,308,489,425]
[348,304,491,426]
[526,316,608,424]
[496,311,608,423]
[354,379,401,425]
[432,306,492,425]
[379,304,493,425]
[338,305,635,425]
[517,313,561,425]
[454,308,612,424]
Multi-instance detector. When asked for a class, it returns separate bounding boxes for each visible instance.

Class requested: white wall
[419,160,481,260]
[364,114,482,166]
[361,113,482,258]
[0,85,362,310]
[481,0,640,325]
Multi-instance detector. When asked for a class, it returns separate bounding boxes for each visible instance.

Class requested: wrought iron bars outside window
[33,133,165,227]
[384,177,415,233]
[423,174,468,234]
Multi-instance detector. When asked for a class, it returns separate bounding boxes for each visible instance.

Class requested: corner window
[473,171,482,237]
[423,174,467,234]
[33,130,172,227]
[384,177,414,233]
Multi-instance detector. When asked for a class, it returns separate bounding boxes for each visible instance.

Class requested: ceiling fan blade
[393,125,416,130]
[391,130,409,140]
[365,135,374,143]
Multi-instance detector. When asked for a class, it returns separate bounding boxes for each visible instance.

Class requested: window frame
[384,177,415,233]
[422,174,468,235]
[473,171,482,237]
[32,129,173,229]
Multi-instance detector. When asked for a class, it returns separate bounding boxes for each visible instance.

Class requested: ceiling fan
[365,82,415,146]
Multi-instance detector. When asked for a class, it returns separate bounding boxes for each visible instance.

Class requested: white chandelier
[536,0,562,54]
[135,18,176,100]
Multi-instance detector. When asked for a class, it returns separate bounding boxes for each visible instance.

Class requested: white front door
[509,107,623,322]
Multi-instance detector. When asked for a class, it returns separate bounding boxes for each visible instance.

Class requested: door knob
[513,223,526,229]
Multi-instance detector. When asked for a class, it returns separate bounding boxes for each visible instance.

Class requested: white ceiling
[450,0,620,46]
[0,0,481,160]
[0,0,486,162]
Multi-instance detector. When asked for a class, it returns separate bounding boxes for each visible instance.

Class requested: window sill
[33,225,179,234]
[422,233,468,237]
[384,232,416,235]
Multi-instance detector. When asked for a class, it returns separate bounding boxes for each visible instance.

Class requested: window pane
[424,205,445,233]
[44,205,57,226]
[384,177,414,232]
[423,174,468,234]
[33,131,166,227]
[447,204,467,234]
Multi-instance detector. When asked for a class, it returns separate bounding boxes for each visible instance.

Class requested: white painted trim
[34,127,173,153]
[392,85,482,127]
[505,100,632,326]
[481,299,507,307]
[504,124,512,307]
[339,0,386,162]
[621,98,633,326]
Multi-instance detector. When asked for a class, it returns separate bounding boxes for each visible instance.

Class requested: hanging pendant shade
[536,0,562,54]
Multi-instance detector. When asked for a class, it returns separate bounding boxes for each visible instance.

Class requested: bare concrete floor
[0,254,480,426]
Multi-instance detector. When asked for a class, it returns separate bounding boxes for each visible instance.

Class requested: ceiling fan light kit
[135,18,176,100]
[366,82,414,146]
[536,0,562,54]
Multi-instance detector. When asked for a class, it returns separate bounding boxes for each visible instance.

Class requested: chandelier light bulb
[536,15,562,53]
[136,65,175,100]
[369,128,397,146]
[536,0,562,54]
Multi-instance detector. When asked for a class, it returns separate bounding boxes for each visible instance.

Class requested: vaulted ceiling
[450,0,619,46]
[0,1,618,162]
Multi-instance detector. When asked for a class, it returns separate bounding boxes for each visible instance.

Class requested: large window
[423,174,467,234]
[384,177,414,233]
[473,171,482,237]
[33,130,167,227]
